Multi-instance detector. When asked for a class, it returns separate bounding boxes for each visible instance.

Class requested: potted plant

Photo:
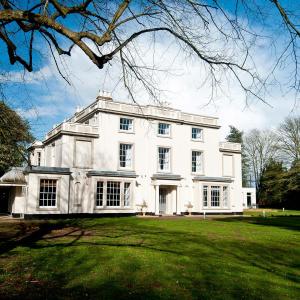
[185,201,193,216]
[139,200,148,216]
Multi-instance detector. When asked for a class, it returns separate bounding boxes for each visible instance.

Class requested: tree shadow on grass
[0,218,300,299]
[214,215,300,232]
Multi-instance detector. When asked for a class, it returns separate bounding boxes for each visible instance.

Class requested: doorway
[0,187,10,214]
[247,192,252,208]
[159,188,167,214]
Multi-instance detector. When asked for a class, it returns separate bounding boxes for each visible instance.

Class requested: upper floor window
[158,123,170,136]
[158,147,170,172]
[120,118,133,132]
[37,152,41,166]
[39,179,57,207]
[192,151,203,173]
[192,128,203,140]
[119,143,133,168]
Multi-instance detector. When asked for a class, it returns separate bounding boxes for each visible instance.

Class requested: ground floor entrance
[0,187,10,214]
[158,185,178,215]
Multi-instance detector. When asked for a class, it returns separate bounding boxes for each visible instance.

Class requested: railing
[219,142,241,151]
[45,122,99,140]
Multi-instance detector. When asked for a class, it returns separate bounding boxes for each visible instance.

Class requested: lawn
[0,213,299,300]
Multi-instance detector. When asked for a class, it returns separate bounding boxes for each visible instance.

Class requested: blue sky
[0,0,299,140]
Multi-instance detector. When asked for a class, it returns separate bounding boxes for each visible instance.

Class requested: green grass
[0,213,300,299]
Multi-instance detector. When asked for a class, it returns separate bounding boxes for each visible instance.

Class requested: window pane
[211,186,220,207]
[192,128,203,140]
[158,123,170,135]
[119,144,133,168]
[124,182,131,206]
[223,186,229,207]
[203,185,208,207]
[192,151,202,173]
[107,181,120,206]
[96,181,104,206]
[158,147,170,171]
[39,179,57,207]
[120,118,133,131]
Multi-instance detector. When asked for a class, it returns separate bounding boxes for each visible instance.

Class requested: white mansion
[0,94,255,218]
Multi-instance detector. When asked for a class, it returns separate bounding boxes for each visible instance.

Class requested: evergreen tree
[226,126,250,187]
[259,160,286,207]
[0,101,33,176]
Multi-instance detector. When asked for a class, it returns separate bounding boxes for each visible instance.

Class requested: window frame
[119,142,134,170]
[157,146,171,173]
[191,150,204,174]
[106,181,121,207]
[191,127,204,141]
[93,179,134,210]
[119,117,134,133]
[37,177,60,210]
[202,184,230,209]
[157,122,171,137]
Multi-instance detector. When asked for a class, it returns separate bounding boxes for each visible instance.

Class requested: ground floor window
[202,184,229,208]
[107,181,121,206]
[203,185,208,207]
[96,181,104,206]
[211,186,220,207]
[124,182,131,207]
[39,179,57,207]
[95,180,132,208]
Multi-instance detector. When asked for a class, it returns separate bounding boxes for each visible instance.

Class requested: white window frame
[36,151,41,166]
[119,143,133,169]
[203,185,208,207]
[157,147,171,172]
[119,117,134,132]
[96,181,104,207]
[94,180,133,209]
[124,182,131,207]
[191,127,203,141]
[106,181,121,207]
[202,184,230,209]
[191,150,203,174]
[39,179,58,208]
[158,122,171,137]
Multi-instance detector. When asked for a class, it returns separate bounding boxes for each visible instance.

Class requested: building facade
[0,95,245,217]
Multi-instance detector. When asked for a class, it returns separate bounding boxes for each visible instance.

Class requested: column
[176,186,181,215]
[155,184,160,215]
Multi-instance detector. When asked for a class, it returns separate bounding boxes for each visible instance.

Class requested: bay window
[202,184,230,209]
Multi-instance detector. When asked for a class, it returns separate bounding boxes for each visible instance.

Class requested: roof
[0,167,26,184]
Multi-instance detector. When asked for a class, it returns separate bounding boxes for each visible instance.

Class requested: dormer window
[192,127,203,141]
[158,123,170,136]
[120,117,133,132]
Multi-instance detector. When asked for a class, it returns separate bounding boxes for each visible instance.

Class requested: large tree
[0,101,33,176]
[277,116,300,165]
[0,1,300,103]
[243,129,279,199]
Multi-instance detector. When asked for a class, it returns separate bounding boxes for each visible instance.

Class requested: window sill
[119,130,135,134]
[191,139,204,142]
[37,207,59,211]
[157,134,171,138]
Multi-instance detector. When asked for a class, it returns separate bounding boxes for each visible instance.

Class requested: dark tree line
[226,117,300,209]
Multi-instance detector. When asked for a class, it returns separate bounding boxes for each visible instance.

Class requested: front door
[0,187,10,213]
[159,188,167,214]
